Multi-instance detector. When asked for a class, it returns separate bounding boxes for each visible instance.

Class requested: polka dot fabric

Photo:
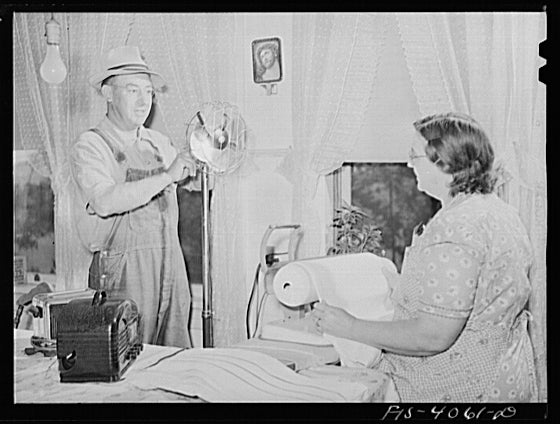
[377,193,537,402]
[417,242,480,319]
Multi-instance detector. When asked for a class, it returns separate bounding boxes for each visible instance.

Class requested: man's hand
[167,152,198,183]
[179,152,198,180]
[311,301,356,338]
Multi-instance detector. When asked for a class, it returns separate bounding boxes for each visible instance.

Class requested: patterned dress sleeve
[416,215,486,320]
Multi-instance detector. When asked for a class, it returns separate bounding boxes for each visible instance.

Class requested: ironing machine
[239,224,396,371]
[234,225,338,370]
[250,225,330,346]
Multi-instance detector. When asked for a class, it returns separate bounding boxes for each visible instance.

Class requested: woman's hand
[381,266,400,295]
[312,301,356,338]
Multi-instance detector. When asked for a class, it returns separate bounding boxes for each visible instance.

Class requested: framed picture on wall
[252,37,283,84]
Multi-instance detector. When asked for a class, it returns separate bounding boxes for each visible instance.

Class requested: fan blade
[196,112,213,139]
[196,111,205,126]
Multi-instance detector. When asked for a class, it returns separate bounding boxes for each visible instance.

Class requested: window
[13,151,56,276]
[339,163,440,272]
[177,189,203,286]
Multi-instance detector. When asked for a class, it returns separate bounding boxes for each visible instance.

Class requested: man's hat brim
[88,66,166,91]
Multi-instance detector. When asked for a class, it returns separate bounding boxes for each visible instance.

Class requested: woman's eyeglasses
[408,147,427,163]
[408,147,444,167]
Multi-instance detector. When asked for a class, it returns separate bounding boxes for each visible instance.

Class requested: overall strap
[103,213,124,251]
[89,127,126,163]
[91,210,124,290]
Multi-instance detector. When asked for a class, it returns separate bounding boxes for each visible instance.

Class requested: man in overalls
[70,46,196,347]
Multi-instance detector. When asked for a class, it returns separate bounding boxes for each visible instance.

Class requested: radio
[56,291,143,383]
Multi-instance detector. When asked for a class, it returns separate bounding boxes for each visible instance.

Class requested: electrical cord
[245,263,261,339]
[253,290,270,339]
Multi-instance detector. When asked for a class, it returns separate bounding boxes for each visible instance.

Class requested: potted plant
[327,201,385,257]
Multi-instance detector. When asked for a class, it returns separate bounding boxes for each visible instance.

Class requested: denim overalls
[87,122,193,348]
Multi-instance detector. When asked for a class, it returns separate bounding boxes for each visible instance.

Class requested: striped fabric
[133,348,377,402]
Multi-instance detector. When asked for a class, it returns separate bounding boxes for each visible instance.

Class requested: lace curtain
[277,13,388,258]
[13,13,134,292]
[131,13,250,347]
[397,12,547,401]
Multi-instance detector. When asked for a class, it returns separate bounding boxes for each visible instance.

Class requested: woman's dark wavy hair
[413,112,497,197]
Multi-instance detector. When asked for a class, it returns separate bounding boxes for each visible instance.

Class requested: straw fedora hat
[88,45,166,91]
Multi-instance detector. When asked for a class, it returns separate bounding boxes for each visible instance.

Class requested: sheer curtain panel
[278,13,388,258]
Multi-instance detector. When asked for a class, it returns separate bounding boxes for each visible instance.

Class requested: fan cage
[185,102,248,175]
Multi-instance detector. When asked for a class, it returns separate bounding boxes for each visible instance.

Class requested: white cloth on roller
[132,348,375,402]
[272,253,396,367]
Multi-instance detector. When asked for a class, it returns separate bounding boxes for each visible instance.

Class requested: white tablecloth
[14,329,203,403]
[14,329,396,403]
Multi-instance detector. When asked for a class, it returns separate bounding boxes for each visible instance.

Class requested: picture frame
[252,37,283,84]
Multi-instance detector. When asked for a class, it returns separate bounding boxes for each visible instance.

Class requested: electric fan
[185,102,248,348]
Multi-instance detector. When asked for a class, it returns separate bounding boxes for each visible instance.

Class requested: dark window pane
[177,188,203,286]
[350,163,440,271]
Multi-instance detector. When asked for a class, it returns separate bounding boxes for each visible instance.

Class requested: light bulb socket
[45,18,62,45]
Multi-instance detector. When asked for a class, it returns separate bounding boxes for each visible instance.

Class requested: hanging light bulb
[39,14,67,84]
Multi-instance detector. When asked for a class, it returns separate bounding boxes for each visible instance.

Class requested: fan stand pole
[201,164,214,348]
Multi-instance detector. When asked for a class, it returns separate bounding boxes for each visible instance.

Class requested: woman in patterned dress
[313,112,537,402]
